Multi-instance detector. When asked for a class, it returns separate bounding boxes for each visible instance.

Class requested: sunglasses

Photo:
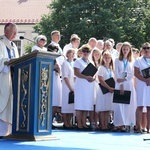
[40,38,46,41]
[143,47,150,50]
[82,49,91,53]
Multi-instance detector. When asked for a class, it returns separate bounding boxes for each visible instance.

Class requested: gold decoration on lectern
[40,68,49,126]
[20,69,28,128]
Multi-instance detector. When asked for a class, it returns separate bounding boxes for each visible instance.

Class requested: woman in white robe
[47,44,65,126]
[113,42,136,131]
[52,55,64,124]
[90,48,101,129]
[96,51,114,130]
[61,49,75,128]
[31,35,47,52]
[74,44,95,129]
[0,23,19,137]
[134,42,150,133]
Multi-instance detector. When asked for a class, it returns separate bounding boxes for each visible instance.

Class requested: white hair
[35,35,47,45]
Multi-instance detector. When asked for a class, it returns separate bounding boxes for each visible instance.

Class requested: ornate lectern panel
[16,64,31,132]
[38,62,52,132]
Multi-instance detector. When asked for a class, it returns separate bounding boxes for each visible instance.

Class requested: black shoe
[100,128,111,132]
[142,129,147,133]
[83,127,89,130]
[120,128,127,132]
[52,125,57,129]
[108,123,115,129]
[63,124,73,130]
[82,126,92,131]
[75,126,84,130]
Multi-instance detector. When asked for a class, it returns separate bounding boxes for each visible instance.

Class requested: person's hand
[108,87,114,93]
[117,78,126,83]
[54,64,60,73]
[145,78,150,86]
[86,76,95,82]
[4,61,9,65]
[4,58,17,66]
[70,88,74,92]
[120,84,124,95]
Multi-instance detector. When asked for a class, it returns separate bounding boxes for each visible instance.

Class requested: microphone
[19,36,35,43]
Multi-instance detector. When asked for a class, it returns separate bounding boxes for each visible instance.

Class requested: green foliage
[24,43,34,54]
[34,0,150,49]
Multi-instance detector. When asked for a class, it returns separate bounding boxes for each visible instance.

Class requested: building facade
[0,0,51,55]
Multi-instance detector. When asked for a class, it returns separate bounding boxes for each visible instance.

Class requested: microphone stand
[19,36,35,43]
[23,37,35,43]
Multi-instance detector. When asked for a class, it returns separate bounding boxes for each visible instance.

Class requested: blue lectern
[7,50,59,141]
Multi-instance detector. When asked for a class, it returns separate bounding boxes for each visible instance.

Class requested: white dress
[52,71,62,107]
[91,61,100,105]
[52,56,65,107]
[134,56,150,106]
[61,60,75,113]
[74,58,94,111]
[0,35,19,136]
[93,69,100,105]
[96,66,114,112]
[31,45,47,52]
[113,58,136,126]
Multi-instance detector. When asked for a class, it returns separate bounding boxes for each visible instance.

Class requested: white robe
[74,58,94,111]
[31,45,47,52]
[0,35,19,136]
[61,60,75,113]
[52,56,65,107]
[113,58,136,126]
[96,66,114,112]
[134,57,150,106]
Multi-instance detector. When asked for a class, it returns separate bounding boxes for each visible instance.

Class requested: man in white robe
[0,23,19,137]
[50,30,63,55]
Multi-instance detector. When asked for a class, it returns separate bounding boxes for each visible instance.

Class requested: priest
[0,23,19,137]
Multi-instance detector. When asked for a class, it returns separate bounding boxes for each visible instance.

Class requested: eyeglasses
[143,47,150,50]
[133,51,139,54]
[82,49,91,53]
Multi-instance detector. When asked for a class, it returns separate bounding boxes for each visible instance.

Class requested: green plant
[24,43,34,54]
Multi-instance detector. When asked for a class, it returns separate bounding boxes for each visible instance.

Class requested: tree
[24,43,34,54]
[34,0,150,49]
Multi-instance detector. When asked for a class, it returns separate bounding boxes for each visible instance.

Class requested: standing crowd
[40,30,150,134]
[0,23,150,138]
